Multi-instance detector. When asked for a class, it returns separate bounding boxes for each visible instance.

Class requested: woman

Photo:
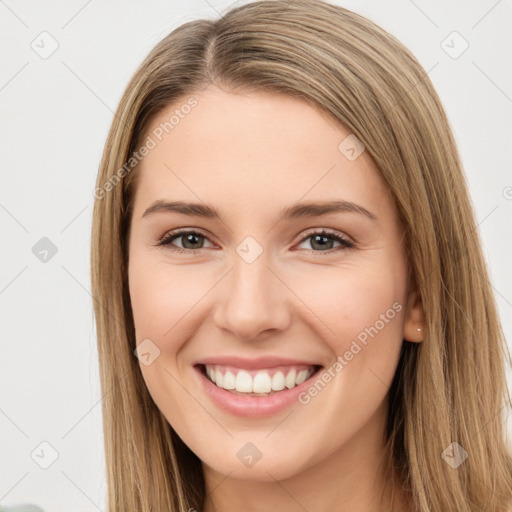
[90,0,512,510]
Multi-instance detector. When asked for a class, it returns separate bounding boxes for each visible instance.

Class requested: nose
[213,250,291,341]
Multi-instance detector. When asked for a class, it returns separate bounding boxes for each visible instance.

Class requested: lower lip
[194,365,321,418]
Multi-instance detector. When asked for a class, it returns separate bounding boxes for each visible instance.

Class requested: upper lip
[195,356,322,370]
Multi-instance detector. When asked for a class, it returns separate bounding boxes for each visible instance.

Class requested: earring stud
[417,328,422,332]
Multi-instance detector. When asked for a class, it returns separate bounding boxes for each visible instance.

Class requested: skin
[127,84,425,512]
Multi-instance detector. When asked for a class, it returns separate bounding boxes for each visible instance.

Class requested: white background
[1,0,511,510]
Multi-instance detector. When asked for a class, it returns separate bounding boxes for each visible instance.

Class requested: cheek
[292,264,404,343]
[128,254,208,431]
[128,254,208,343]
[290,262,407,401]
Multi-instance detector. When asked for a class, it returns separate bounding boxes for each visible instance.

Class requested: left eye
[156,229,354,253]
[297,230,354,252]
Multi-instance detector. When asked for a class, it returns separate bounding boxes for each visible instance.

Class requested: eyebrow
[142,199,377,222]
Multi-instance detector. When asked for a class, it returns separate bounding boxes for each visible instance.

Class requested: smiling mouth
[197,363,323,396]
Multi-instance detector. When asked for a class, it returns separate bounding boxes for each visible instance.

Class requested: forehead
[133,86,391,219]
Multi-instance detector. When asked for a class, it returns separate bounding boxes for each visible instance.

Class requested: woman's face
[127,85,423,482]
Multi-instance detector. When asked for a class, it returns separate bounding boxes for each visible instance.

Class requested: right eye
[157,229,215,253]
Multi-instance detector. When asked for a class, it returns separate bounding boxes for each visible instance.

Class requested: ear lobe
[403,286,425,343]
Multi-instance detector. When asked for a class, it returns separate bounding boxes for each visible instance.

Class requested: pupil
[313,234,332,250]
[184,234,201,248]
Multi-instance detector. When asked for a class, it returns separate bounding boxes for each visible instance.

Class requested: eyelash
[155,228,355,255]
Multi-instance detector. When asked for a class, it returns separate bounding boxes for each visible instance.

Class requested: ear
[403,284,425,343]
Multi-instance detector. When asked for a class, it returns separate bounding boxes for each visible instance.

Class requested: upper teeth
[205,364,315,394]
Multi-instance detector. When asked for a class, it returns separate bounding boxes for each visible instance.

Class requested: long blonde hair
[90,1,512,510]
